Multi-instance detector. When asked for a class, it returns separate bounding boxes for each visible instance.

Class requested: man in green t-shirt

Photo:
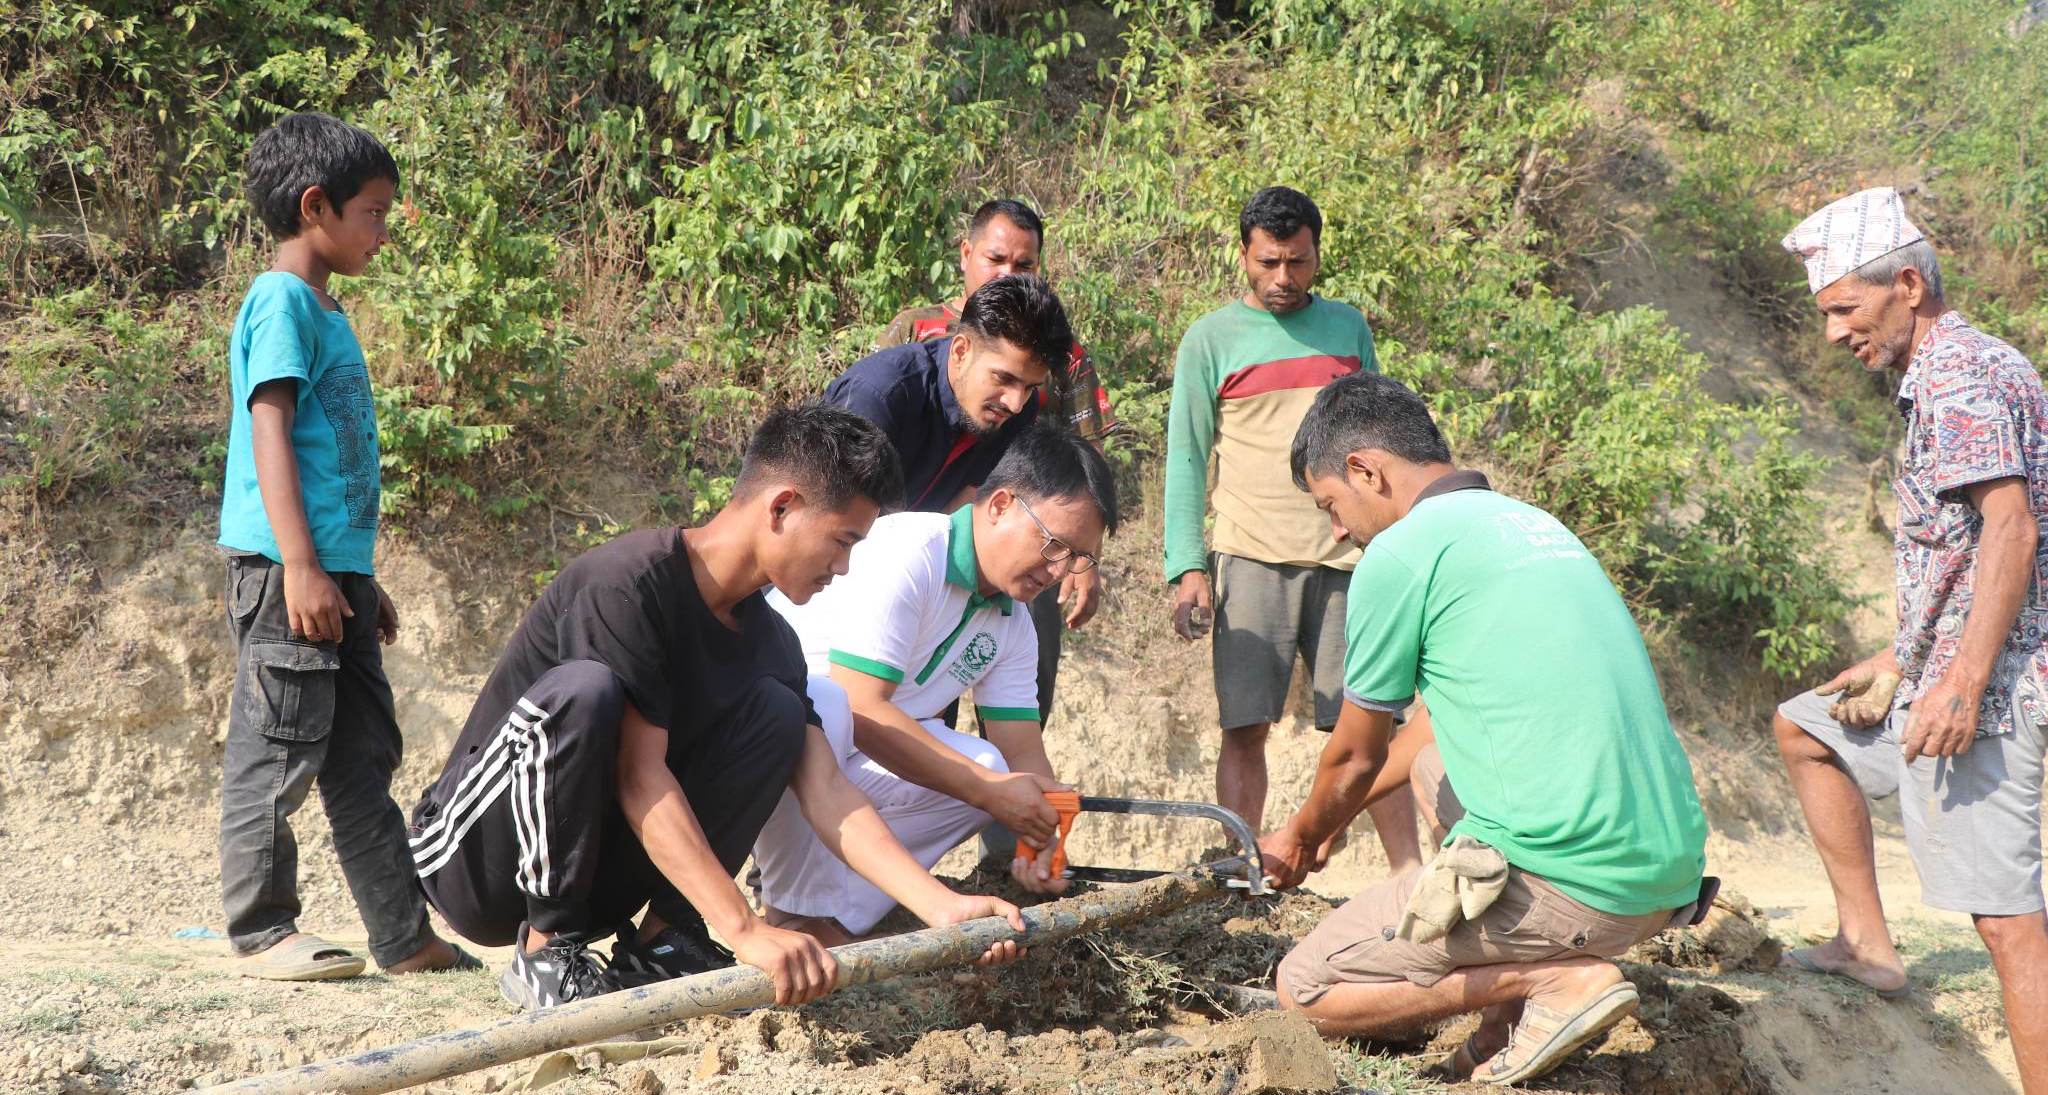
[1259,374,1710,1086]
[1164,186,1419,875]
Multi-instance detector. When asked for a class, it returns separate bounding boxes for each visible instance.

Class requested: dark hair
[245,112,399,240]
[1290,373,1452,489]
[957,274,1074,378]
[967,198,1045,247]
[734,403,904,511]
[977,423,1119,534]
[1239,186,1323,248]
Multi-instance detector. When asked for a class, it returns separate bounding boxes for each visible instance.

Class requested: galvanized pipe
[212,863,1242,1095]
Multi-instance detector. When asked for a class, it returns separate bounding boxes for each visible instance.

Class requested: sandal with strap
[239,934,366,982]
[1478,981,1638,1086]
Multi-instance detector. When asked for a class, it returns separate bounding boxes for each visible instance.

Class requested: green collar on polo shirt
[945,504,1013,616]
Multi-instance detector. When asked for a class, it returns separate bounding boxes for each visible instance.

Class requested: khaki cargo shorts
[1278,745,1675,1006]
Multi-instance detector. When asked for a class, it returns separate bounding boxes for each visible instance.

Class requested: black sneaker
[611,918,736,986]
[498,924,623,1010]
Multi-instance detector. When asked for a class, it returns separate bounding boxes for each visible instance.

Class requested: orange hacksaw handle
[1016,789,1081,877]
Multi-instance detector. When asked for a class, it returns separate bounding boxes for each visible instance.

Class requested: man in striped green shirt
[1164,187,1420,872]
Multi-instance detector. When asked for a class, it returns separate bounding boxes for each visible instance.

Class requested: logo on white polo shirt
[949,632,998,685]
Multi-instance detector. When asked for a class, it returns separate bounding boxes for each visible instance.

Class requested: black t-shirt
[453,528,816,765]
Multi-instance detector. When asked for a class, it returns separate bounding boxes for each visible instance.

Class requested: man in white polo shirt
[755,425,1119,943]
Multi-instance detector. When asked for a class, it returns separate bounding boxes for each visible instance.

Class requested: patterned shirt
[878,301,1118,443]
[1892,310,2048,737]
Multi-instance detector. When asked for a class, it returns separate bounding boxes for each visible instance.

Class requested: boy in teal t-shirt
[216,112,468,981]
[1260,374,1709,1086]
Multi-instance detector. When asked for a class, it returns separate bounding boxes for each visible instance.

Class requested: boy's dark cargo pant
[218,554,431,967]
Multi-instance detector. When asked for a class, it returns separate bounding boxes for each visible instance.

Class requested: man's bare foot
[1780,935,1907,994]
[383,934,467,974]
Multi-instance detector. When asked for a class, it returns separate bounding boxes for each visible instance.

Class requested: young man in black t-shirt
[409,406,1028,1010]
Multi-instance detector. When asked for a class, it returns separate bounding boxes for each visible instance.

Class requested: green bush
[25,0,2045,680]
[352,33,574,510]
[639,3,1017,351]
[1,287,190,502]
[1057,0,1852,673]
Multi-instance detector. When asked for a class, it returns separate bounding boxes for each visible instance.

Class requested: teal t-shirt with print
[217,271,381,575]
[1343,485,1707,917]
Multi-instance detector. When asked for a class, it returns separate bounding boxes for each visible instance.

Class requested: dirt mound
[812,871,1334,1051]
[1628,891,1784,975]
[897,1012,1337,1095]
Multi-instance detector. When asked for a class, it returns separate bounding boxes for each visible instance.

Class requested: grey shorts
[1778,687,2047,916]
[1212,553,1348,730]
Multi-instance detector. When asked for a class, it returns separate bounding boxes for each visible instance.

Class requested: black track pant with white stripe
[408,659,808,946]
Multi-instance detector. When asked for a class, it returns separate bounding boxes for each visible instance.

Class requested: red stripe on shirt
[1216,354,1361,400]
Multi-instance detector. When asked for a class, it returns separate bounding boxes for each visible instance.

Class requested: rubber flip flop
[240,935,367,981]
[1479,981,1638,1086]
[1780,947,1910,999]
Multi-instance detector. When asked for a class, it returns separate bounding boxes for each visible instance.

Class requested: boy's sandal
[239,935,367,981]
[1477,981,1638,1086]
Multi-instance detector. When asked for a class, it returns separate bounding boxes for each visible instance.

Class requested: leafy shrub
[639,3,1012,346]
[351,34,574,509]
[23,0,2041,680]
[1,287,190,502]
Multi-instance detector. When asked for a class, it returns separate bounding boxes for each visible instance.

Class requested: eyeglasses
[1014,496,1098,573]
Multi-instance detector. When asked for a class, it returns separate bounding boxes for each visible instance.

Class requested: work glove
[1397,835,1508,944]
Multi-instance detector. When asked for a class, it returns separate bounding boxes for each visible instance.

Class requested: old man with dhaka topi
[1772,186,2048,1095]
[1259,373,1710,1086]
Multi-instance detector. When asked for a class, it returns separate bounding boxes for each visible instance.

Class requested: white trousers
[752,677,1006,935]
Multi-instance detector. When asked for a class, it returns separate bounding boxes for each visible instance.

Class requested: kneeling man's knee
[1275,942,1330,1011]
[966,738,1010,776]
[533,659,626,734]
[742,677,811,764]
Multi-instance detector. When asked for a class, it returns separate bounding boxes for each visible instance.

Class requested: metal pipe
[213,864,1237,1095]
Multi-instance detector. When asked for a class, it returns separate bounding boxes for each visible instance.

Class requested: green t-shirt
[1344,479,1707,916]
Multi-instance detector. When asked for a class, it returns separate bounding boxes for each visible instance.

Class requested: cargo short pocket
[1523,884,1650,959]
[239,637,340,743]
[226,556,270,623]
